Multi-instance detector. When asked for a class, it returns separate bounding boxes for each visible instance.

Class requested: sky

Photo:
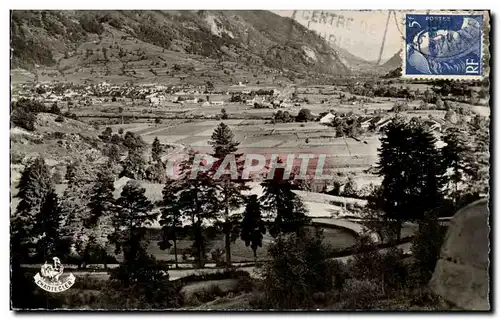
[272,10,404,63]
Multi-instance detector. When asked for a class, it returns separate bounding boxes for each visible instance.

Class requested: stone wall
[429,198,490,310]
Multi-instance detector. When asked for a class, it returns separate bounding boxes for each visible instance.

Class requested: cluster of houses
[13,79,303,112]
[247,96,296,109]
[318,112,444,133]
[12,81,232,108]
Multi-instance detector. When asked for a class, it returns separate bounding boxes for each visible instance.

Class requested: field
[141,225,357,263]
[107,120,382,175]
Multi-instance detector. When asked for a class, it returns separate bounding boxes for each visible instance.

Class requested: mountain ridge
[11,10,355,77]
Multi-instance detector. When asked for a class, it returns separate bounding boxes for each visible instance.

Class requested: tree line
[12,123,313,271]
[368,114,489,243]
[11,113,489,308]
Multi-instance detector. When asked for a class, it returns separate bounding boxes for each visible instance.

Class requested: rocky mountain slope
[381,50,402,71]
[11,10,351,77]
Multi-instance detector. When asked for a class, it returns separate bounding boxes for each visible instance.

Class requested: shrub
[191,284,224,304]
[103,253,183,309]
[210,247,226,267]
[348,234,381,280]
[296,108,313,122]
[11,105,36,131]
[259,232,339,309]
[52,170,63,184]
[79,15,104,34]
[342,279,382,310]
[407,287,443,309]
[49,103,61,115]
[100,277,183,309]
[174,269,251,287]
[64,112,78,120]
[410,216,446,285]
[236,273,254,293]
[342,177,358,197]
[55,115,65,122]
[60,289,102,309]
[221,108,228,120]
[348,235,408,293]
[11,151,24,164]
[391,101,409,113]
[72,274,108,291]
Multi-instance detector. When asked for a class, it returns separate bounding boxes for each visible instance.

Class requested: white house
[319,113,335,124]
[183,98,199,104]
[360,118,373,129]
[377,119,393,130]
[149,97,161,106]
[429,122,442,132]
[246,98,256,106]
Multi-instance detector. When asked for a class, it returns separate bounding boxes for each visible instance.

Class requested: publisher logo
[33,257,75,293]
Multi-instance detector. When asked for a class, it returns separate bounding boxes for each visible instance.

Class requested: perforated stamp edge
[399,10,490,81]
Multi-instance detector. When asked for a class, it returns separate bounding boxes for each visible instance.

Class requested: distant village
[11,80,446,134]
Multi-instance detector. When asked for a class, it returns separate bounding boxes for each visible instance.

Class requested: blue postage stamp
[403,12,487,79]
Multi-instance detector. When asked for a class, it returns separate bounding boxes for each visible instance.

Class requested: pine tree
[60,160,95,227]
[103,180,180,306]
[467,115,490,196]
[99,127,113,142]
[12,156,54,262]
[35,189,66,260]
[441,127,473,207]
[123,131,145,152]
[260,163,310,237]
[120,149,146,179]
[110,180,156,258]
[107,144,121,164]
[444,109,457,123]
[11,163,56,309]
[151,137,163,162]
[209,122,239,158]
[158,178,183,268]
[435,97,444,109]
[175,151,217,268]
[241,194,266,261]
[65,159,81,184]
[87,168,115,228]
[177,178,215,268]
[59,160,97,267]
[208,123,248,265]
[342,176,358,197]
[376,117,445,240]
[147,159,166,183]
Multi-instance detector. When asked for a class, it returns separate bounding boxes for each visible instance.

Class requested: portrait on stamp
[404,13,485,78]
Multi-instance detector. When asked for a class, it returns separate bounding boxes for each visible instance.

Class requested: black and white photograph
[9,8,491,311]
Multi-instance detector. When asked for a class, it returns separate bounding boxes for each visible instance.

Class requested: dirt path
[312,217,380,243]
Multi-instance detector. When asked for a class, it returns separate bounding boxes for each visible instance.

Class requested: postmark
[291,10,393,63]
[402,11,489,79]
[33,257,75,293]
